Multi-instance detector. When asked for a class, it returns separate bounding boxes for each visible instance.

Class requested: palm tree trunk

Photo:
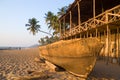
[39,30,52,36]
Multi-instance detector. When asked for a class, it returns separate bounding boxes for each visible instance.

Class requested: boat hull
[39,38,103,78]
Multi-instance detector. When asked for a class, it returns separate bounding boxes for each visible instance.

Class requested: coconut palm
[57,6,68,17]
[26,17,52,36]
[38,38,45,45]
[45,11,59,35]
[25,18,40,35]
[45,11,55,30]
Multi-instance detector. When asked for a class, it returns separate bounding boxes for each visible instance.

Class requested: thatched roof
[59,0,120,23]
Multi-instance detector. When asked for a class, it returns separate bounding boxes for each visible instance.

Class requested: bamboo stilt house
[59,0,120,64]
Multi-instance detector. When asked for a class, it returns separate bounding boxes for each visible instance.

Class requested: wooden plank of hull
[39,38,103,78]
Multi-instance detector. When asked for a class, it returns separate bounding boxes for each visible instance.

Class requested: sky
[0,0,74,47]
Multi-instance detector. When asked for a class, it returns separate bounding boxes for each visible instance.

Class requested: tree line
[25,6,69,45]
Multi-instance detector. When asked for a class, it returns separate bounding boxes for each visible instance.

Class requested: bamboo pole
[117,27,120,65]
[103,30,106,61]
[80,34,81,38]
[106,25,110,65]
[96,29,98,37]
[84,34,86,38]
[63,18,65,34]
[90,33,92,37]
[70,11,72,33]
[106,11,110,64]
[93,0,96,27]
[77,1,81,25]
[115,31,117,58]
[104,30,106,40]
[59,20,61,39]
[70,11,72,39]
[87,31,88,38]
[98,32,100,40]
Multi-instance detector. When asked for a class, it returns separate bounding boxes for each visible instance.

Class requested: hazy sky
[0,0,74,47]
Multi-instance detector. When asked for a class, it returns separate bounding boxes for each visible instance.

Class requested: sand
[0,47,120,80]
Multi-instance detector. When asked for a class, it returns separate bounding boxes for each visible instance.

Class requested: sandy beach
[0,47,120,80]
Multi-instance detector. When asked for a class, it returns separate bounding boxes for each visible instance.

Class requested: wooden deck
[61,5,120,39]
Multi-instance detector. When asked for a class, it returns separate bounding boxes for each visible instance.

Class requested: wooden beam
[117,27,120,65]
[87,31,88,38]
[98,32,101,41]
[106,11,110,64]
[90,33,92,37]
[80,34,81,38]
[77,1,81,25]
[106,25,110,65]
[59,20,61,39]
[63,18,65,34]
[96,29,98,37]
[93,0,96,27]
[70,11,72,33]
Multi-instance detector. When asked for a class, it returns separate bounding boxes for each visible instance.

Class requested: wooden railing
[61,5,120,39]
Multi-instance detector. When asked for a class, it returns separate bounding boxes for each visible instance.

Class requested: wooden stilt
[115,30,117,58]
[98,32,100,41]
[84,34,86,38]
[70,11,72,33]
[103,30,106,42]
[103,30,106,61]
[80,34,81,38]
[77,1,81,25]
[93,0,96,28]
[87,31,88,38]
[96,29,98,38]
[106,25,110,65]
[90,33,92,37]
[63,18,65,35]
[59,20,61,39]
[117,27,120,65]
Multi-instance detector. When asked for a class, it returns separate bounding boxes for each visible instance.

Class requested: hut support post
[87,32,88,38]
[98,32,101,41]
[96,29,98,38]
[106,25,110,65]
[90,33,92,37]
[70,11,72,33]
[117,27,120,65]
[93,0,96,27]
[106,11,110,64]
[102,30,106,61]
[80,34,81,38]
[77,1,81,25]
[63,18,65,35]
[59,20,61,39]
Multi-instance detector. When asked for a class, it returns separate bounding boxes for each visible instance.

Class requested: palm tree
[25,18,40,35]
[57,6,68,17]
[26,17,52,36]
[45,11,55,30]
[45,11,59,35]
[38,38,45,45]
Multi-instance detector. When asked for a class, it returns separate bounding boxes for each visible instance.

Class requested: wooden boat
[39,38,103,78]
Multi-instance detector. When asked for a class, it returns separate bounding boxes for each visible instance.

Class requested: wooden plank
[77,1,81,25]
[93,0,96,27]
[70,11,72,33]
[117,27,120,65]
[96,29,98,37]
[64,18,65,34]
[87,31,88,38]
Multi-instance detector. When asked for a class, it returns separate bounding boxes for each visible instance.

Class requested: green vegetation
[26,6,68,45]
[44,6,68,35]
[25,18,40,35]
[38,36,59,45]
